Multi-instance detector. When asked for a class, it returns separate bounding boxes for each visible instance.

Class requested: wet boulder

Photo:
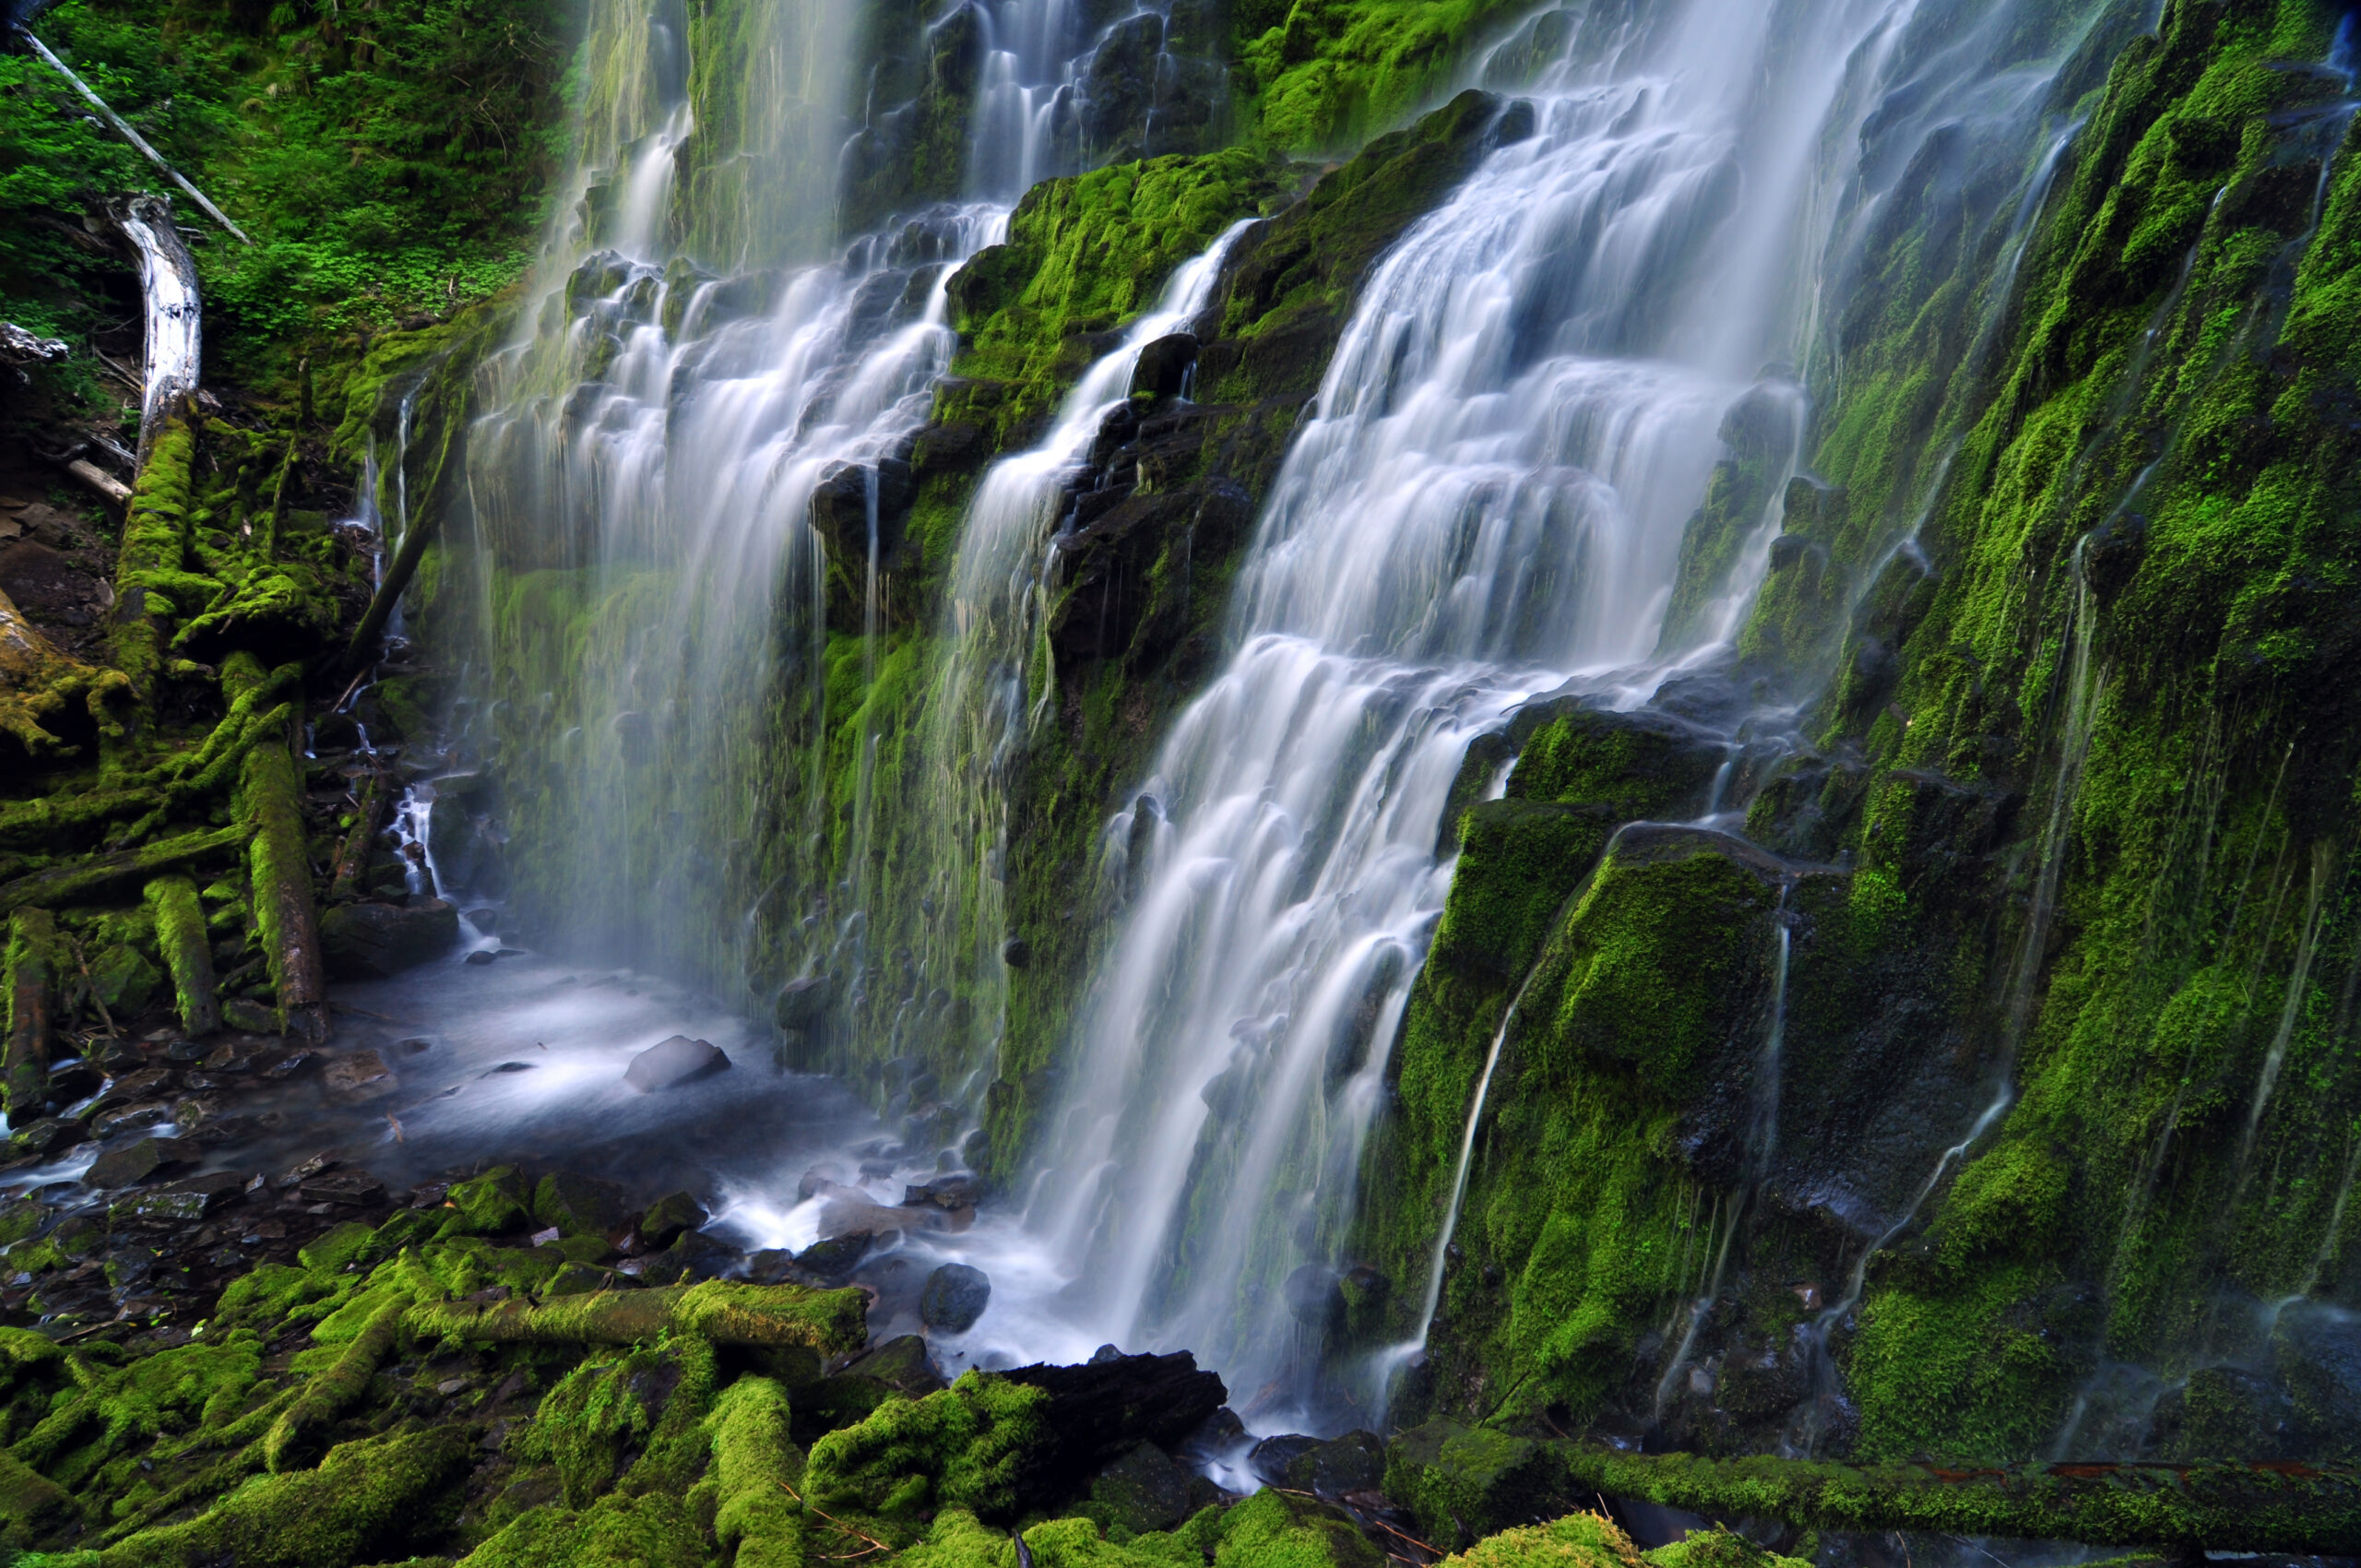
[320,899,460,980]
[637,1190,709,1248]
[533,1170,626,1238]
[919,1262,991,1331]
[1088,1439,1194,1534]
[1278,1429,1385,1498]
[1000,1349,1227,1475]
[83,1134,200,1189]
[1130,332,1198,400]
[623,1035,730,1093]
[795,1229,872,1282]
[1383,1419,1572,1548]
[322,1048,397,1104]
[1248,1432,1321,1487]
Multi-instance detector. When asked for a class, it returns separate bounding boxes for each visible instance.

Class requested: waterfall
[964,0,2017,1427]
[909,222,1257,1103]
[967,0,1222,197]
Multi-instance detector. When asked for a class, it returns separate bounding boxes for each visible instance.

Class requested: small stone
[1001,936,1031,969]
[221,998,280,1034]
[902,1174,984,1210]
[200,1040,266,1074]
[1246,1433,1321,1488]
[45,1063,101,1103]
[1128,331,1199,401]
[299,1170,386,1206]
[321,1049,397,1103]
[795,1230,872,1282]
[163,1039,208,1063]
[264,1050,317,1079]
[113,1170,248,1223]
[540,1261,620,1298]
[464,950,496,967]
[85,1067,175,1118]
[744,1249,795,1284]
[436,1377,469,1396]
[277,1153,337,1189]
[623,1035,730,1094]
[918,1262,990,1333]
[83,1136,200,1189]
[529,1226,562,1246]
[481,1063,536,1076]
[797,1162,845,1200]
[9,1118,85,1159]
[637,1191,708,1247]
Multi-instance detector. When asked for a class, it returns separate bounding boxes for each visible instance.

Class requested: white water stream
[871,0,2032,1426]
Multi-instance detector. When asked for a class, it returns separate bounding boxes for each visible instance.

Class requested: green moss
[1234,0,1531,155]
[518,1343,694,1506]
[1439,1513,1643,1568]
[3,908,63,1117]
[440,1168,534,1237]
[1641,1526,1809,1568]
[1209,1489,1385,1568]
[451,1491,708,1568]
[1383,1422,1571,1549]
[802,1371,1050,1522]
[694,1375,804,1568]
[950,148,1288,438]
[96,1426,470,1568]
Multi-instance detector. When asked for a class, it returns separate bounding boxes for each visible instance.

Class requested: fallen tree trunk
[328,767,388,903]
[65,457,131,506]
[3,908,60,1117]
[13,28,248,244]
[0,581,130,755]
[1549,1445,2361,1557]
[406,1280,870,1357]
[110,195,202,461]
[0,826,241,915]
[237,736,326,1043]
[144,873,219,1038]
[264,1295,405,1473]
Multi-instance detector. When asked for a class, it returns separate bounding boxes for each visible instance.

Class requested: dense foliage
[0,0,569,392]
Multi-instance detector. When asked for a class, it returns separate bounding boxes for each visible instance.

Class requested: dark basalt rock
[319,899,460,979]
[84,1134,200,1189]
[1001,1348,1227,1477]
[636,1190,708,1247]
[919,1261,991,1331]
[795,1229,873,1282]
[1130,332,1198,400]
[1248,1432,1322,1487]
[1090,1439,1196,1534]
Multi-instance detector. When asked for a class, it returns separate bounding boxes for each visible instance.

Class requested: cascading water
[462,204,1003,984]
[967,0,1224,197]
[915,0,2113,1427]
[904,222,1257,1109]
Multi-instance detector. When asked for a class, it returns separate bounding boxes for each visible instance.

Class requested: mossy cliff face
[1351,0,2361,1471]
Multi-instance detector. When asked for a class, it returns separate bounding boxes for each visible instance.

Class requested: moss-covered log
[237,738,326,1043]
[262,1294,404,1473]
[326,767,386,903]
[0,583,131,756]
[107,416,199,738]
[406,1278,870,1355]
[1551,1446,2361,1557]
[3,909,61,1119]
[93,1426,470,1568]
[0,826,243,916]
[0,785,163,851]
[143,874,219,1039]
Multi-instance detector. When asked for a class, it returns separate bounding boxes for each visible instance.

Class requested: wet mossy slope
[1354,0,2361,1470]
